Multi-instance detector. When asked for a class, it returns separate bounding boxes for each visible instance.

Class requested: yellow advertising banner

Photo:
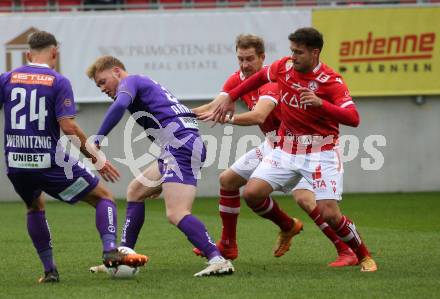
[313,7,440,96]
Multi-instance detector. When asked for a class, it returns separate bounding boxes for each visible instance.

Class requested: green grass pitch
[1,192,439,299]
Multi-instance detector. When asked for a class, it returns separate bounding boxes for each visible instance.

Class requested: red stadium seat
[124,0,150,10]
[193,0,217,8]
[0,0,13,12]
[295,0,317,6]
[225,0,248,8]
[259,0,284,8]
[21,0,50,11]
[159,0,188,9]
[56,0,82,10]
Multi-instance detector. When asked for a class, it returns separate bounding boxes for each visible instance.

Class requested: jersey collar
[28,62,50,68]
[239,71,246,81]
[312,62,322,74]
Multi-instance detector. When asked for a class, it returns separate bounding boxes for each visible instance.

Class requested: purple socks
[27,211,55,272]
[95,199,117,253]
[177,214,220,260]
[120,202,145,249]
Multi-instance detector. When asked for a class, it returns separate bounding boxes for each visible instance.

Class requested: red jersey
[266,57,357,153]
[222,70,281,136]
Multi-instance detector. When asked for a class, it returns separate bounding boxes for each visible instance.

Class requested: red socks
[309,207,350,253]
[219,189,240,246]
[335,215,371,260]
[252,197,293,232]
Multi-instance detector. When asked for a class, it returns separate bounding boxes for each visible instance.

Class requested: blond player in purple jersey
[86,56,234,277]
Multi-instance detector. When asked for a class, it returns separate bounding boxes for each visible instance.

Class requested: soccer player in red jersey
[208,28,377,272]
[194,34,357,267]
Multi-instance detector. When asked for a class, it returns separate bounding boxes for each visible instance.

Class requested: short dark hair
[288,27,323,51]
[27,31,58,50]
[235,34,265,56]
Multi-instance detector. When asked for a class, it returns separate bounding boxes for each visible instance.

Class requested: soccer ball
[107,246,140,279]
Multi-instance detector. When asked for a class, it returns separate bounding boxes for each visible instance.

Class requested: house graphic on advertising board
[5,27,60,72]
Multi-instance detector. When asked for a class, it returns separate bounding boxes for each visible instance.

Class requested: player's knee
[242,187,264,207]
[27,204,43,213]
[100,188,114,201]
[325,216,340,228]
[219,172,233,190]
[294,192,316,213]
[27,197,44,212]
[219,169,246,191]
[126,184,143,202]
[85,184,114,207]
[320,207,339,227]
[294,194,307,206]
[93,181,113,199]
[166,211,180,225]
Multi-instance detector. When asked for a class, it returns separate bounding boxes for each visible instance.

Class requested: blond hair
[86,56,126,79]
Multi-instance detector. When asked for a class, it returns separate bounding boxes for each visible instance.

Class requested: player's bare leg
[243,178,302,257]
[293,189,357,267]
[163,182,234,276]
[318,200,377,272]
[82,184,147,268]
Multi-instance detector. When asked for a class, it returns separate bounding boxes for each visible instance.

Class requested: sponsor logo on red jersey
[308,80,319,91]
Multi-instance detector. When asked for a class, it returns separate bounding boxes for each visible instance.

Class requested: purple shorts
[158,133,206,186]
[7,161,99,206]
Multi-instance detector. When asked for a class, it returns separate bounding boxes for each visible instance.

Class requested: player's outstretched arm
[59,118,121,182]
[197,93,234,127]
[195,92,235,120]
[95,92,132,141]
[211,69,269,125]
[225,98,276,126]
[192,100,218,116]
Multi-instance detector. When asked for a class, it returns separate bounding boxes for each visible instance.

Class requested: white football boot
[193,257,235,277]
[89,264,109,274]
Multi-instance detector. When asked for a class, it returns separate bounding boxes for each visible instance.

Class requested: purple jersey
[95,74,206,186]
[0,63,76,173]
[120,75,198,139]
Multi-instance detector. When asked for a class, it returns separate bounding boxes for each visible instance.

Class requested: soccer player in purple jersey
[0,31,147,283]
[86,56,234,277]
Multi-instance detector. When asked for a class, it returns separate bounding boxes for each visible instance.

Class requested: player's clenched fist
[298,87,323,107]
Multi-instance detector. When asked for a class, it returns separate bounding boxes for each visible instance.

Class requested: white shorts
[230,139,272,180]
[250,148,343,200]
[231,140,310,191]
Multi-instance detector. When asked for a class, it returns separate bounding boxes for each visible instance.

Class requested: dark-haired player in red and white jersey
[208,28,377,272]
[194,34,357,267]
